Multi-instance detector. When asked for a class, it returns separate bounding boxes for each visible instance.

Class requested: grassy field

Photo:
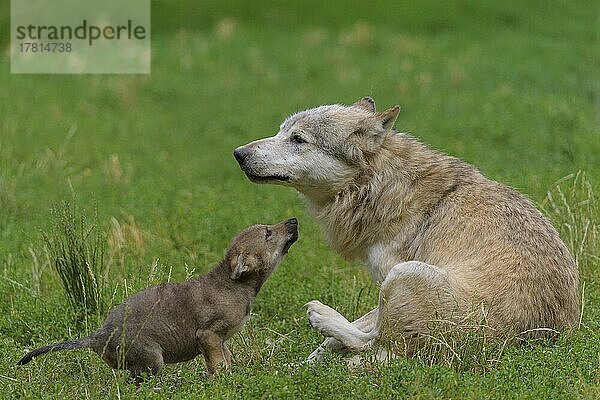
[1,0,599,398]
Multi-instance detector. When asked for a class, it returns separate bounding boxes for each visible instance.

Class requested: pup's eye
[291,133,307,144]
[265,228,273,239]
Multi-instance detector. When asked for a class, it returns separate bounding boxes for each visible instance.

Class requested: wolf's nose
[234,147,249,163]
[288,218,298,225]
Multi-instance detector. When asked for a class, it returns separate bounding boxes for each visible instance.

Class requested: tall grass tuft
[540,171,599,281]
[368,307,511,374]
[43,201,108,319]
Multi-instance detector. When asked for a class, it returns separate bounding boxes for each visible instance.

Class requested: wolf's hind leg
[376,261,455,353]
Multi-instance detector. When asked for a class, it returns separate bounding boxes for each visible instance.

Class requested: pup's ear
[231,253,249,280]
[352,96,376,112]
[352,105,401,153]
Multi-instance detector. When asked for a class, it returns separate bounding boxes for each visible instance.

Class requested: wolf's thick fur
[234,97,580,361]
[18,219,298,379]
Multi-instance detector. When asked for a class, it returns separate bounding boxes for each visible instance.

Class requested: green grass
[43,201,108,320]
[1,0,599,398]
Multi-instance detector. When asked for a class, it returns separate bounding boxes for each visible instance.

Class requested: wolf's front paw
[305,300,328,334]
[305,300,345,337]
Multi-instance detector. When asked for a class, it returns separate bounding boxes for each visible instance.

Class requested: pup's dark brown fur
[18,219,298,380]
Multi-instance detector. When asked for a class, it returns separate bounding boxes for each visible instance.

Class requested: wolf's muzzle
[233,147,250,164]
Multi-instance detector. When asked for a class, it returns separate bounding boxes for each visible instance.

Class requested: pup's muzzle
[282,218,298,254]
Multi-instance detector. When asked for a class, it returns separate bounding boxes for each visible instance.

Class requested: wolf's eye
[291,133,307,144]
[265,228,273,239]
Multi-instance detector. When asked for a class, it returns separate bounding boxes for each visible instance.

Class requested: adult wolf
[234,97,579,362]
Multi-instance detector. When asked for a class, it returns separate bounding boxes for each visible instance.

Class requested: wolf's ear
[231,253,249,280]
[353,105,401,153]
[377,105,401,135]
[353,96,376,112]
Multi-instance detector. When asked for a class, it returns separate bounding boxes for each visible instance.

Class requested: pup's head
[234,97,400,199]
[226,218,298,280]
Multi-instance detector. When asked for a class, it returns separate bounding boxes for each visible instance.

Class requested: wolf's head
[234,97,400,202]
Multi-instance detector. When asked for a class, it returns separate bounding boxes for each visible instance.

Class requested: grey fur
[234,97,580,362]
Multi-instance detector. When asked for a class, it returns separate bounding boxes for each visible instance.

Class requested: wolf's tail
[17,337,92,365]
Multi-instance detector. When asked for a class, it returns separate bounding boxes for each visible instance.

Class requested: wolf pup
[234,97,579,362]
[18,219,298,379]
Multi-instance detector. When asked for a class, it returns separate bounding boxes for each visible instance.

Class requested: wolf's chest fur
[365,241,397,283]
